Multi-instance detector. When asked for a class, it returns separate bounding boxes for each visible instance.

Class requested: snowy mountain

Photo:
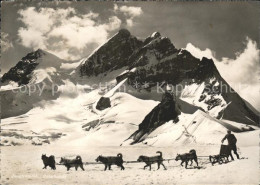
[1,29,259,147]
[0,49,74,118]
[1,49,43,86]
[1,49,71,86]
[75,29,259,127]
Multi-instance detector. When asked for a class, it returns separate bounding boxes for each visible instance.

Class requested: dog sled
[43,146,244,171]
[209,145,231,165]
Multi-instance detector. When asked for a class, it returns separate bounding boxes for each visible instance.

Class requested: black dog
[96,153,125,171]
[137,151,167,170]
[59,156,85,171]
[41,154,56,170]
[175,149,198,168]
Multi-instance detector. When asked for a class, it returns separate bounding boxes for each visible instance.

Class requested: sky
[1,1,259,110]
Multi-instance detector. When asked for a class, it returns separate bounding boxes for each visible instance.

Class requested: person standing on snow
[221,130,240,160]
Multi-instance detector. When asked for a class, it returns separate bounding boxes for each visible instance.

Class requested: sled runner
[209,145,231,165]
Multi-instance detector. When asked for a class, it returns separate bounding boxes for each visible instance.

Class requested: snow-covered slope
[124,110,258,147]
[1,89,159,146]
[2,86,257,147]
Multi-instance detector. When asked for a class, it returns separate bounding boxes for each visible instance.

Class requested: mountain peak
[143,31,171,47]
[35,48,45,54]
[22,48,46,61]
[1,48,62,86]
[150,31,161,39]
[78,28,143,77]
[117,28,131,37]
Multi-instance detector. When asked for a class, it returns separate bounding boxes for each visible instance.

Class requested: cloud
[118,5,143,17]
[114,4,143,27]
[185,38,260,110]
[1,32,14,52]
[18,27,47,49]
[185,43,216,61]
[114,4,119,11]
[17,7,121,60]
[126,19,134,27]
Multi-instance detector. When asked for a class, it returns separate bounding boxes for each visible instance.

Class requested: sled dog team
[42,130,239,171]
[42,149,198,171]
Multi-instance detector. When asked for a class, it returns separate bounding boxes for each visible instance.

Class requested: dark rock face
[1,49,45,86]
[130,92,181,144]
[82,119,100,131]
[78,29,143,77]
[128,55,218,89]
[96,97,111,111]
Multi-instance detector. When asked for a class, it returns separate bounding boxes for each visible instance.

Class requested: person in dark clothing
[221,130,240,160]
